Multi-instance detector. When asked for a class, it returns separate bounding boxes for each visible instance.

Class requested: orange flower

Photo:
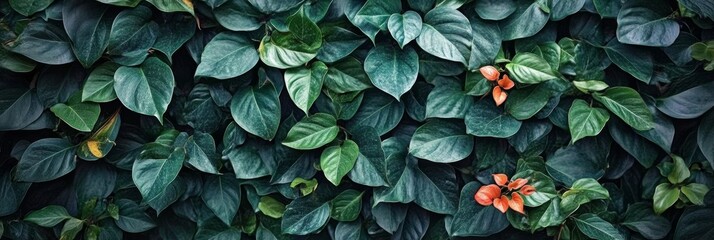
[492,87,507,106]
[498,75,514,90]
[493,174,508,186]
[474,173,536,215]
[520,185,536,196]
[493,195,509,213]
[480,66,500,81]
[508,178,528,191]
[474,184,501,206]
[508,192,525,214]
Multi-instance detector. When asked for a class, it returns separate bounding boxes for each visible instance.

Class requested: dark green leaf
[449,182,509,237]
[16,138,76,182]
[573,213,625,240]
[132,144,183,202]
[62,0,112,67]
[388,11,422,48]
[114,57,175,123]
[465,99,522,138]
[616,0,679,47]
[24,205,71,227]
[409,119,473,163]
[230,84,281,140]
[195,32,258,80]
[416,7,472,65]
[364,45,419,99]
[330,190,363,221]
[202,175,241,225]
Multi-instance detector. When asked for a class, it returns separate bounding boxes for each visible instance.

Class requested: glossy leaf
[364,45,419,99]
[114,57,175,123]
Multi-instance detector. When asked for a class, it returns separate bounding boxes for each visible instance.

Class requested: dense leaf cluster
[1,0,714,239]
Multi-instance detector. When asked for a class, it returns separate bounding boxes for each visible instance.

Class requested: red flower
[473,173,537,214]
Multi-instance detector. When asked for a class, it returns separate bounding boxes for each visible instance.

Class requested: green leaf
[616,0,679,47]
[115,199,156,233]
[347,90,405,136]
[622,203,671,240]
[132,144,184,202]
[50,95,101,132]
[259,10,322,69]
[449,182,509,237]
[681,183,709,205]
[11,21,76,65]
[545,137,610,186]
[114,57,175,123]
[82,62,119,103]
[330,190,363,221]
[550,0,586,20]
[335,220,369,240]
[16,138,77,182]
[512,170,557,207]
[324,57,372,93]
[416,7,472,65]
[283,113,339,150]
[0,88,44,131]
[388,11,422,48]
[603,40,653,83]
[465,99,522,138]
[656,78,714,119]
[146,0,195,15]
[409,119,473,163]
[259,196,286,219]
[474,0,516,20]
[561,178,610,209]
[698,110,714,166]
[425,76,473,119]
[356,0,402,30]
[593,87,654,131]
[226,142,274,179]
[285,61,328,113]
[62,0,112,67]
[230,84,280,140]
[505,83,555,120]
[653,183,679,214]
[107,6,158,66]
[668,155,690,184]
[592,0,621,18]
[320,139,359,186]
[317,26,367,63]
[184,132,220,174]
[573,80,609,93]
[414,162,459,214]
[24,205,71,227]
[60,218,84,240]
[568,99,610,143]
[0,47,36,73]
[467,16,502,69]
[573,213,625,240]
[195,32,258,80]
[674,207,714,240]
[506,52,559,84]
[347,126,388,187]
[499,1,549,41]
[9,0,52,16]
[202,175,241,225]
[184,84,225,134]
[152,14,195,58]
[281,196,330,235]
[290,177,319,196]
[364,45,419,99]
[679,0,714,20]
[213,0,262,31]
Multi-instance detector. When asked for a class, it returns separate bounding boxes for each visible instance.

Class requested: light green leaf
[259,9,322,69]
[653,183,679,215]
[364,45,419,99]
[50,96,101,132]
[106,6,158,66]
[506,52,559,84]
[568,99,610,143]
[60,218,84,240]
[593,87,654,131]
[409,119,473,163]
[668,155,690,184]
[573,80,609,93]
[24,205,71,227]
[146,0,195,15]
[230,84,280,140]
[195,32,258,79]
[330,190,363,221]
[114,57,175,123]
[681,183,709,206]
[283,113,339,150]
[561,178,610,210]
[324,57,372,93]
[285,61,328,113]
[320,139,359,186]
[388,11,422,48]
[259,196,286,218]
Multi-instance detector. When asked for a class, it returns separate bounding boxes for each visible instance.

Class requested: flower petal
[493,173,508,186]
[493,195,510,213]
[508,178,528,191]
[480,66,500,81]
[520,185,536,196]
[509,193,525,214]
[498,75,515,90]
[492,86,507,106]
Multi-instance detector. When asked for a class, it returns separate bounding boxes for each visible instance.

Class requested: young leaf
[24,205,71,227]
[285,61,328,113]
[320,140,359,186]
[568,99,610,143]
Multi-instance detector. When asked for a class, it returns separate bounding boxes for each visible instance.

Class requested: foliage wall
[1,0,714,239]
